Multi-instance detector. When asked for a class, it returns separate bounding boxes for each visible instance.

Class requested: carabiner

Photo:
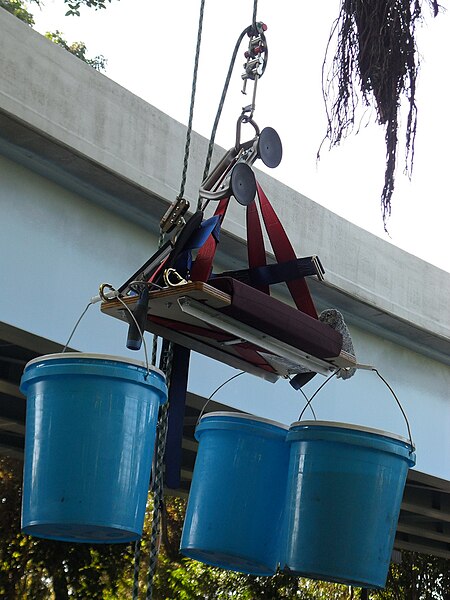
[163,268,189,288]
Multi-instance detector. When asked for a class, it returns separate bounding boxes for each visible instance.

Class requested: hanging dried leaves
[321,0,440,229]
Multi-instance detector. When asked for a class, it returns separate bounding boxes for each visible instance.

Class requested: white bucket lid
[290,420,413,447]
[201,411,289,431]
[24,352,165,378]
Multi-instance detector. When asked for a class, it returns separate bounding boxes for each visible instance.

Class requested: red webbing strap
[256,182,318,318]
[190,197,230,282]
[246,201,269,294]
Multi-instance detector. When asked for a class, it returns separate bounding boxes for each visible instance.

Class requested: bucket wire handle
[62,302,93,353]
[61,282,152,379]
[197,371,245,425]
[298,366,414,453]
[100,284,151,379]
[371,367,414,452]
[298,371,338,421]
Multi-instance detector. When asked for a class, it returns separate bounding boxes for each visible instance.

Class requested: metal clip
[160,198,190,234]
[241,21,268,113]
[163,268,189,287]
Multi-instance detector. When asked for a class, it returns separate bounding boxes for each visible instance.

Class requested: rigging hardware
[199,110,282,206]
[241,21,268,117]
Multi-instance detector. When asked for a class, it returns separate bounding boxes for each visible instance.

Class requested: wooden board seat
[101,278,356,381]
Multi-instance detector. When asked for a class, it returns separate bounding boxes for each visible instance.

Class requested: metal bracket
[160,197,190,234]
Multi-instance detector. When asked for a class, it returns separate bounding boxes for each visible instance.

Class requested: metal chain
[145,342,174,600]
[135,2,258,596]
[132,228,165,600]
[132,540,141,600]
[178,0,206,201]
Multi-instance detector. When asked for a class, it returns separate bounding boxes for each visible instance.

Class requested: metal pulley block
[160,197,190,234]
[199,112,282,207]
[242,22,268,89]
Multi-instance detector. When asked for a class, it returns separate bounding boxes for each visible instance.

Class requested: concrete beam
[0,9,449,367]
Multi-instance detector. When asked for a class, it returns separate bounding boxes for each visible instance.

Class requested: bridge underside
[1,324,449,560]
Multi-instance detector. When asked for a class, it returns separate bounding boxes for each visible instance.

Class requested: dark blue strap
[164,344,191,490]
[213,257,322,288]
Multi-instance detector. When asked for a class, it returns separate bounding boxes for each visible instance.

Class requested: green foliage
[63,0,114,17]
[45,30,107,70]
[0,456,133,599]
[0,0,107,71]
[376,552,450,600]
[1,456,449,599]
[0,0,36,25]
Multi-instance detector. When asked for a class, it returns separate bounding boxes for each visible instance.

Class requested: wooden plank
[101,281,356,378]
[101,281,231,317]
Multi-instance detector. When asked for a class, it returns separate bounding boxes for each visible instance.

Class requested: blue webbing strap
[164,344,191,490]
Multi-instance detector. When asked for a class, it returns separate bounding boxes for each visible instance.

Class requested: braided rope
[200,26,249,196]
[178,0,206,201]
[134,0,258,594]
[252,0,258,28]
[132,227,166,600]
[145,343,174,599]
[200,0,259,195]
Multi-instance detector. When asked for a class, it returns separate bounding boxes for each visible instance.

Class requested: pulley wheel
[230,162,257,206]
[257,127,283,168]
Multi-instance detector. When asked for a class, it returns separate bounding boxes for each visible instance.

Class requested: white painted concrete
[1,154,449,480]
[0,8,448,343]
[0,9,448,481]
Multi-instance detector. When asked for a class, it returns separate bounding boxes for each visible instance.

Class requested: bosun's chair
[101,123,356,489]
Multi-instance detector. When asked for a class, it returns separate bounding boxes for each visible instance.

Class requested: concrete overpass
[0,8,449,559]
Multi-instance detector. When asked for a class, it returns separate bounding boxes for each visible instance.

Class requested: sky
[30,0,450,272]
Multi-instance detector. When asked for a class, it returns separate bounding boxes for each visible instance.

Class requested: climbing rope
[178,0,207,201]
[199,25,251,197]
[135,2,261,597]
[132,0,204,583]
[252,0,258,29]
[199,0,263,208]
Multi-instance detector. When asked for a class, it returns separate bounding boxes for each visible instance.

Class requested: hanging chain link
[133,1,259,597]
[132,539,141,599]
[145,343,174,599]
[132,232,167,600]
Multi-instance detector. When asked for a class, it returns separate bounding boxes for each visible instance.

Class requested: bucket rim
[24,353,165,378]
[200,411,289,430]
[290,420,414,448]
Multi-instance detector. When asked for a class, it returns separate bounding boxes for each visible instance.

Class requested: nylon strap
[190,197,230,281]
[246,199,269,293]
[255,182,317,318]
[214,257,321,288]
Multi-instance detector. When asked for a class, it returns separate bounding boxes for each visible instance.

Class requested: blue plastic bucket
[180,412,289,575]
[282,421,415,588]
[20,353,167,543]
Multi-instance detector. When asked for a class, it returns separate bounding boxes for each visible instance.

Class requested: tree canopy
[1,456,449,599]
[45,30,107,71]
[63,0,115,17]
[0,0,107,70]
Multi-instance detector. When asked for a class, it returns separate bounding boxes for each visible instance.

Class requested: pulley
[199,112,282,206]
